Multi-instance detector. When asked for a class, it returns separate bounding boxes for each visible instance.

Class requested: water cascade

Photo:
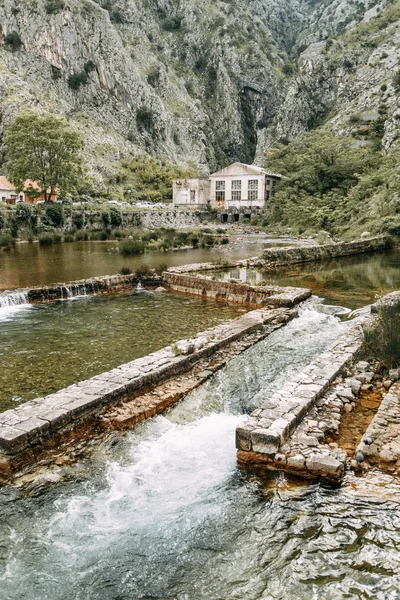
[3,299,396,599]
[0,291,29,309]
[62,284,88,299]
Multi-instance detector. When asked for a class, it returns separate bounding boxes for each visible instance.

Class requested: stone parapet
[163,272,312,307]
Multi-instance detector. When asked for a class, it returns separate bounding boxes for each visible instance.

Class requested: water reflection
[0,235,272,290]
[213,250,400,309]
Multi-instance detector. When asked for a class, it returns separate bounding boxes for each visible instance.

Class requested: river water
[0,234,293,290]
[0,292,243,411]
[6,300,399,600]
[2,247,400,597]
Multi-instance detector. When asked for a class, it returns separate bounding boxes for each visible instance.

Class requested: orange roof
[0,176,16,191]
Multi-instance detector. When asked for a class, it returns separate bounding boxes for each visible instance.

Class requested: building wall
[0,188,25,204]
[209,174,266,209]
[173,179,211,206]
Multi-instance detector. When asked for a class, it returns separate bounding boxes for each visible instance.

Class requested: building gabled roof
[209,162,281,178]
[0,176,16,192]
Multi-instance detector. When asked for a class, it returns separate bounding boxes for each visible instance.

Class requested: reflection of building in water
[217,267,265,285]
[173,163,282,221]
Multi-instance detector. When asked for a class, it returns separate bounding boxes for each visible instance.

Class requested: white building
[172,163,281,210]
[209,163,281,210]
[0,176,25,204]
[172,177,211,206]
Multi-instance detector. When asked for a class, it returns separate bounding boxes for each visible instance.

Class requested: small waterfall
[0,291,29,308]
[136,281,144,291]
[63,284,88,299]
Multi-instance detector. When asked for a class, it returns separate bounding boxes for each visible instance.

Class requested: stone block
[14,417,50,443]
[0,426,29,454]
[251,428,280,455]
[336,389,355,403]
[306,453,344,479]
[60,395,103,418]
[287,454,305,470]
[40,409,71,432]
[235,423,255,451]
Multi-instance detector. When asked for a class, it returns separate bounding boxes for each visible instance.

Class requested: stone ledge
[163,272,312,308]
[166,237,388,275]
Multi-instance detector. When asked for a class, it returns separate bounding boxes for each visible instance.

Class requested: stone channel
[0,305,299,481]
[0,235,394,482]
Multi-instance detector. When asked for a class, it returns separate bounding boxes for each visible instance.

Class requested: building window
[215,180,225,202]
[266,179,271,186]
[190,190,196,202]
[248,179,258,201]
[266,190,270,201]
[231,180,241,201]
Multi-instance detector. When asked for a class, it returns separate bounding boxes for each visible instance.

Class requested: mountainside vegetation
[2,0,400,234]
[264,130,400,238]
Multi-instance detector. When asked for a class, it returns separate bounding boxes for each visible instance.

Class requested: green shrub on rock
[364,302,400,367]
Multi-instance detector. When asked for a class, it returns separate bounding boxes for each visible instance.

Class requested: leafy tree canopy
[263,130,385,235]
[4,112,85,201]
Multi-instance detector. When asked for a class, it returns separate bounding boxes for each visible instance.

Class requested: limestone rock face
[0,0,398,179]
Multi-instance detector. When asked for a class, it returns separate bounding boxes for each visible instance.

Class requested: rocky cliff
[0,0,398,183]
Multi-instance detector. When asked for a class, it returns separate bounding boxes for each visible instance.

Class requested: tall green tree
[4,112,85,201]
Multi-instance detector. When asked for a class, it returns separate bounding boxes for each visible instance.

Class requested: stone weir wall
[236,317,369,483]
[163,273,312,307]
[166,236,389,275]
[259,236,389,267]
[0,306,298,479]
[0,273,162,305]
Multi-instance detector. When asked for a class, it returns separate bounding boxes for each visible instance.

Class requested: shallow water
[0,292,243,411]
[4,301,397,600]
[0,235,273,290]
[214,249,400,309]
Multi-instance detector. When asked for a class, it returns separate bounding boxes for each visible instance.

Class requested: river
[1,246,400,598]
[0,234,299,290]
[6,300,399,600]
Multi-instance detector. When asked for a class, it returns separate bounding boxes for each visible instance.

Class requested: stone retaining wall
[356,381,400,472]
[0,307,297,478]
[259,236,389,267]
[236,319,367,482]
[163,273,312,307]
